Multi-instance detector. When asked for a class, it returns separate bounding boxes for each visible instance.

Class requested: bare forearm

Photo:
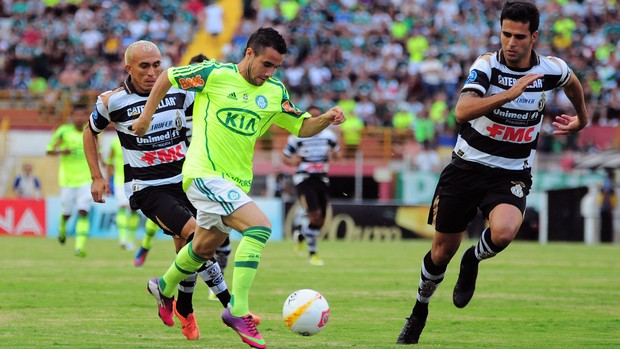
[455,73,543,123]
[299,116,331,137]
[143,70,172,120]
[454,91,511,123]
[83,127,104,180]
[564,75,589,128]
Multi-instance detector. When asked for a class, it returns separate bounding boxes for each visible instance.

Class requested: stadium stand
[0,0,618,190]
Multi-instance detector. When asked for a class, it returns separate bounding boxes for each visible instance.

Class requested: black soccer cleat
[396,315,426,345]
[453,247,479,308]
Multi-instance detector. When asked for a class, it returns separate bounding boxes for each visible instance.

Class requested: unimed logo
[0,199,46,236]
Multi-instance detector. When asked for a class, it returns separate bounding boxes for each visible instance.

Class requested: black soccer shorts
[428,163,532,233]
[130,183,196,237]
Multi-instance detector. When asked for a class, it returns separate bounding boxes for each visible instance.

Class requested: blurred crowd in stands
[0,0,618,156]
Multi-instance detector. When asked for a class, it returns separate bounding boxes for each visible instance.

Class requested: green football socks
[230,226,271,317]
[116,208,128,244]
[127,210,140,243]
[159,241,206,298]
[74,215,89,251]
[58,215,68,240]
[142,219,159,250]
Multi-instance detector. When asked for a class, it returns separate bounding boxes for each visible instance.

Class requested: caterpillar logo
[216,108,261,136]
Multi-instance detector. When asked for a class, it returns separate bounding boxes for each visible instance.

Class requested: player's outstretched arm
[130,68,173,136]
[552,73,588,135]
[298,106,345,138]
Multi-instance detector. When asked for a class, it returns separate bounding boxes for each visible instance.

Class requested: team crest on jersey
[243,94,248,100]
[255,95,267,109]
[227,190,241,201]
[538,91,546,112]
[174,111,183,131]
[510,181,525,198]
[465,71,477,85]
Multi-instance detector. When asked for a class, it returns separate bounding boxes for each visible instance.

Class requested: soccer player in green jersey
[132,27,345,348]
[46,104,92,257]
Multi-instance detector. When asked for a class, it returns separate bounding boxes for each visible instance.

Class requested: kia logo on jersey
[216,108,261,136]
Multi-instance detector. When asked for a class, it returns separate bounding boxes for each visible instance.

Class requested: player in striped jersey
[282,105,340,266]
[82,41,232,340]
[398,1,589,344]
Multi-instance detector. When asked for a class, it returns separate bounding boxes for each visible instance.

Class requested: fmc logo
[486,124,537,142]
[216,108,262,136]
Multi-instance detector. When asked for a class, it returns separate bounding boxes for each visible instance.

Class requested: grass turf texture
[1,237,619,349]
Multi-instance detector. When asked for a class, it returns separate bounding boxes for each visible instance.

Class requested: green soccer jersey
[47,124,91,188]
[167,60,309,193]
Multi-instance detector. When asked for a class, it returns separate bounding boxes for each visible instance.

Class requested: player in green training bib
[132,27,345,349]
[46,104,92,257]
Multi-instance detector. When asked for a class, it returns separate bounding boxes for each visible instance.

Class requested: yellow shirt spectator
[406,34,429,63]
[340,113,364,158]
[280,1,301,21]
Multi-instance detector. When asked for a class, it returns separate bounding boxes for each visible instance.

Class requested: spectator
[203,0,224,39]
[12,162,42,199]
[147,13,170,42]
[443,55,463,105]
[392,103,415,132]
[419,48,445,99]
[2,0,620,158]
[355,93,377,126]
[413,140,441,173]
[340,111,364,158]
[412,104,436,144]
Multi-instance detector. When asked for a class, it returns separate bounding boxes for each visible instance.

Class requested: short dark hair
[245,27,287,56]
[189,53,208,64]
[500,0,540,33]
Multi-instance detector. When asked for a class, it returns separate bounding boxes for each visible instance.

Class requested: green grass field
[1,237,619,349]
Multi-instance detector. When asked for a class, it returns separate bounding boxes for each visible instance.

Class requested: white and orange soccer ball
[282,289,330,336]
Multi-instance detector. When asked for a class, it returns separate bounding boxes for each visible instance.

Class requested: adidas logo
[227,92,237,100]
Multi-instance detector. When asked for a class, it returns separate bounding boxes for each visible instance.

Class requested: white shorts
[60,184,92,215]
[185,177,252,234]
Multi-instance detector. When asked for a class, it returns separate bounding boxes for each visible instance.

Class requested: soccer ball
[282,289,330,336]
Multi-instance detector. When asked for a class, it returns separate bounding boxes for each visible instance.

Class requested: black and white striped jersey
[283,128,339,185]
[454,50,571,170]
[88,76,194,198]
